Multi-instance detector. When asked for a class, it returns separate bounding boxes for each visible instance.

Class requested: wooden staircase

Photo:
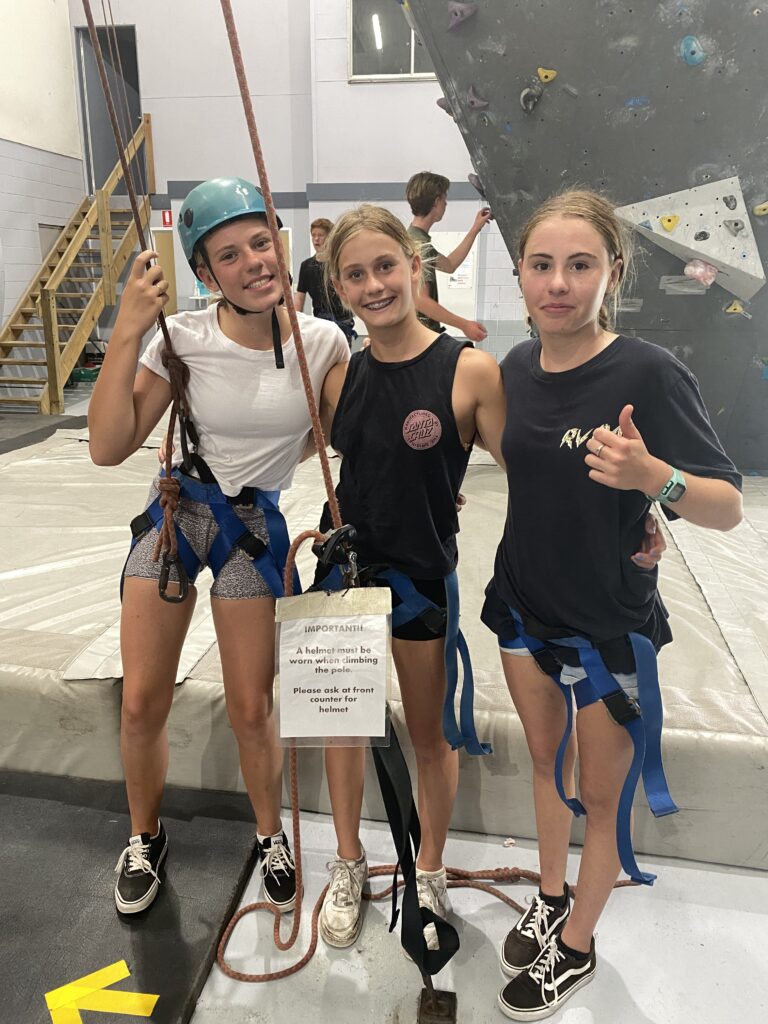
[0,114,155,413]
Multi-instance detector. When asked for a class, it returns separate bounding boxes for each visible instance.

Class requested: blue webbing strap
[504,610,678,886]
[173,473,299,599]
[378,569,490,756]
[121,493,201,600]
[500,629,583,816]
[319,566,490,756]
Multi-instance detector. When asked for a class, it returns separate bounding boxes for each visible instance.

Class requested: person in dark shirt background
[295,217,357,346]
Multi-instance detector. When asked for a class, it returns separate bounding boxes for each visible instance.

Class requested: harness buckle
[532,648,563,677]
[158,553,189,604]
[419,605,447,636]
[601,688,642,726]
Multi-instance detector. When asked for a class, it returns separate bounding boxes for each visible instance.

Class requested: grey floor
[6,385,767,1024]
[191,812,768,1024]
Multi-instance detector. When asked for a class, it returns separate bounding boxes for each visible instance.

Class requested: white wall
[0,0,81,158]
[309,0,472,183]
[69,0,313,193]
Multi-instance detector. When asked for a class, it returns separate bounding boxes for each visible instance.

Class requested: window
[349,0,436,81]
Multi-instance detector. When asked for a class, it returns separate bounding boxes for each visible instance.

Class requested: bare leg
[501,653,576,896]
[325,745,365,860]
[395,636,457,872]
[120,577,197,834]
[212,595,283,836]
[560,700,633,952]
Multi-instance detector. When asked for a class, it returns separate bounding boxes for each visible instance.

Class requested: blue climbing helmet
[177,177,283,275]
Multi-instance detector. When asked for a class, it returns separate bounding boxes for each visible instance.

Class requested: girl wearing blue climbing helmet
[88,177,350,921]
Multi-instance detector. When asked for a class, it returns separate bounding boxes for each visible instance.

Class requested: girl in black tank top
[312,204,506,953]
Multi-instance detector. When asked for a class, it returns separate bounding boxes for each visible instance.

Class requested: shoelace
[416,873,447,915]
[115,841,159,881]
[518,895,555,944]
[260,841,295,882]
[326,857,364,909]
[529,938,566,1003]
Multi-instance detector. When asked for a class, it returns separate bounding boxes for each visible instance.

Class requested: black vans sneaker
[500,887,571,978]
[498,935,596,1020]
[258,832,296,913]
[114,821,168,914]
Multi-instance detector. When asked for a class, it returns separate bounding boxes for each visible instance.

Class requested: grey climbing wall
[404,0,768,471]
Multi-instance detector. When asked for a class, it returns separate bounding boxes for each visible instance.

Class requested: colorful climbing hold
[679,35,706,65]
[562,84,579,97]
[436,96,454,117]
[660,215,680,232]
[520,82,543,113]
[448,1,478,30]
[467,84,489,109]
[537,67,558,83]
[753,201,768,216]
[725,300,752,319]
[694,230,710,241]
[639,220,652,230]
[684,259,718,286]
[723,195,737,211]
[723,219,745,236]
[624,96,651,108]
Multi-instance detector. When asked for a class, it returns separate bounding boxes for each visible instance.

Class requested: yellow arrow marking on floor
[45,960,159,1023]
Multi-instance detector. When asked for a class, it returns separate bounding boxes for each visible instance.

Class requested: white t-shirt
[141,304,349,494]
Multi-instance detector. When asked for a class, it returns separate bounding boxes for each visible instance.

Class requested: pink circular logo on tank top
[402,409,442,450]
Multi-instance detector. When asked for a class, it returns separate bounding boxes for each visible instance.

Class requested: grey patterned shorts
[124,478,273,600]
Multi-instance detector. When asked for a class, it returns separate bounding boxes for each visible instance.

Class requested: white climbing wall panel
[615,178,766,302]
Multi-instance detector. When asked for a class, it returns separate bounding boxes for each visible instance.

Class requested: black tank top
[326,334,472,578]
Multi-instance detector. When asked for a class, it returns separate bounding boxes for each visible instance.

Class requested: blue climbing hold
[625,96,651,108]
[640,220,652,230]
[680,35,706,65]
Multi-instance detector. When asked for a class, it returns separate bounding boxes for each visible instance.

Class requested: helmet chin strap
[201,255,284,369]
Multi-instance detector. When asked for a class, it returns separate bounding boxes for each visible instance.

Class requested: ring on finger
[595,442,605,457]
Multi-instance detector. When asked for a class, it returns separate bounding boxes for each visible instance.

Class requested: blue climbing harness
[122,468,299,600]
[500,607,678,884]
[320,564,490,757]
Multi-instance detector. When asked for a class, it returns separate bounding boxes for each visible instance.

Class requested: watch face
[665,481,686,503]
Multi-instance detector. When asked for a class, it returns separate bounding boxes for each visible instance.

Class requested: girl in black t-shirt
[483,190,742,1021]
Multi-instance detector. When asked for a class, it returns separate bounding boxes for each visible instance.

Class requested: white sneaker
[319,848,368,948]
[412,866,452,953]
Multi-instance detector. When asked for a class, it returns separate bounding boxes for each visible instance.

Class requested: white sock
[257,828,284,845]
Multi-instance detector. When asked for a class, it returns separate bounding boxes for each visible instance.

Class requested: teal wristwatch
[648,466,687,504]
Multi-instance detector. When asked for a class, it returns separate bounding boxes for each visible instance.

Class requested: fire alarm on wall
[161,210,172,227]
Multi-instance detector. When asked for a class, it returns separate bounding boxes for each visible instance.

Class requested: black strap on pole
[371,708,460,976]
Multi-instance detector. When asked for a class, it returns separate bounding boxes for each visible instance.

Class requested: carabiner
[158,552,189,603]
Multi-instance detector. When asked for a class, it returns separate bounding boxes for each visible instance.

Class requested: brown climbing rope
[83,0,192,568]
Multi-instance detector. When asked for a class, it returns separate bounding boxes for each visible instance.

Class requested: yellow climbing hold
[753,201,768,216]
[725,300,744,314]
[537,67,558,83]
[660,215,679,232]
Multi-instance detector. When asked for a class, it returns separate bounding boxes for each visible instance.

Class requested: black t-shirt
[297,255,350,322]
[491,335,742,646]
[322,334,471,578]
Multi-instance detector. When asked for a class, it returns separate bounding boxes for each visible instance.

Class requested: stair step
[0,358,48,366]
[9,324,77,331]
[0,395,43,405]
[0,343,67,349]
[0,377,45,385]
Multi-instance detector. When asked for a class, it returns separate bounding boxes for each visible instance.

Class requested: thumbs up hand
[585,404,671,494]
